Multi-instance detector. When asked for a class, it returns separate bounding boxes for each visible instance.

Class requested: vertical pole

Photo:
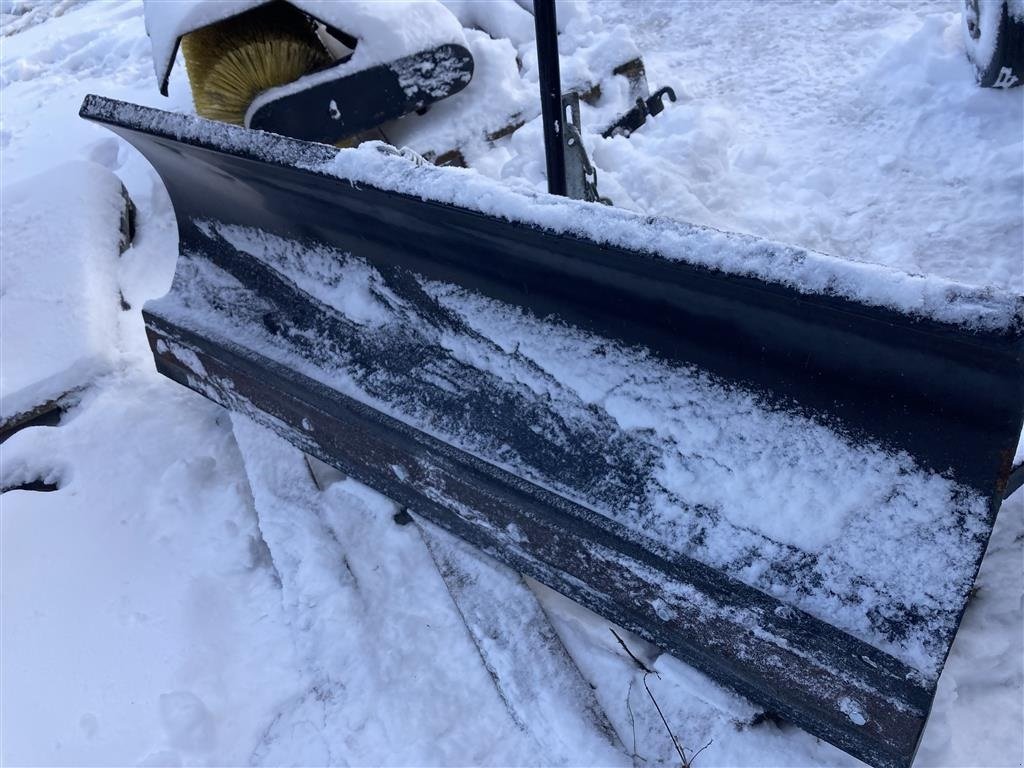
[534,0,566,197]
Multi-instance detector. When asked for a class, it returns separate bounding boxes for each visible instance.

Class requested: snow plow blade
[81,95,1024,768]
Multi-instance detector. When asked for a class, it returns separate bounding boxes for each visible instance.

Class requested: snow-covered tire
[962,0,1024,87]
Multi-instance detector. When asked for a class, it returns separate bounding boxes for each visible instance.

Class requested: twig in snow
[641,672,688,767]
[610,628,711,768]
[610,627,653,674]
[689,739,713,766]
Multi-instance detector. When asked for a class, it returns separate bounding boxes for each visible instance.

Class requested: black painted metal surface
[80,95,1024,768]
[533,0,567,196]
[602,86,678,139]
[249,44,474,144]
[83,97,1024,496]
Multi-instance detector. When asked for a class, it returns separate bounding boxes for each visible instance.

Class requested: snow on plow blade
[81,95,1023,768]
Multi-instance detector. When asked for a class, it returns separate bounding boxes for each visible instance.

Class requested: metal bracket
[561,93,609,204]
[601,86,677,139]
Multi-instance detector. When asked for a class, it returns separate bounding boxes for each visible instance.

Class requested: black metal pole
[533,0,566,197]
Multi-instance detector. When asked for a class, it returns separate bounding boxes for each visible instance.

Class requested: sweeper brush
[180,1,330,126]
[82,1,1024,767]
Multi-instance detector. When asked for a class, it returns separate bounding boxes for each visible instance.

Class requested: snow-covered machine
[80,2,1024,767]
[962,0,1024,87]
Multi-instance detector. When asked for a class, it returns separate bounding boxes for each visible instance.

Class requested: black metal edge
[157,37,177,97]
[144,309,934,768]
[78,94,1024,341]
[0,396,72,444]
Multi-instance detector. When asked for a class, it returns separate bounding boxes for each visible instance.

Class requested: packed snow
[0,161,127,424]
[2,1,1022,767]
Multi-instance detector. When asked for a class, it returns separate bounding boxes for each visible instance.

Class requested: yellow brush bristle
[181,1,330,126]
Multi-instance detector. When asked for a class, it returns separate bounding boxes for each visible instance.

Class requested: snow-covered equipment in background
[149,0,475,147]
[79,1,1024,767]
[962,0,1024,87]
[247,43,474,145]
[144,0,666,169]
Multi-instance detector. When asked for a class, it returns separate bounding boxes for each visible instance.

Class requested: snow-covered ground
[2,1,1022,766]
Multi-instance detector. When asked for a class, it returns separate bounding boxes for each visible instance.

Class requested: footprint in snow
[159,690,215,751]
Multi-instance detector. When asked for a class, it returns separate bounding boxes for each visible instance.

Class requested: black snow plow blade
[81,95,1024,768]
